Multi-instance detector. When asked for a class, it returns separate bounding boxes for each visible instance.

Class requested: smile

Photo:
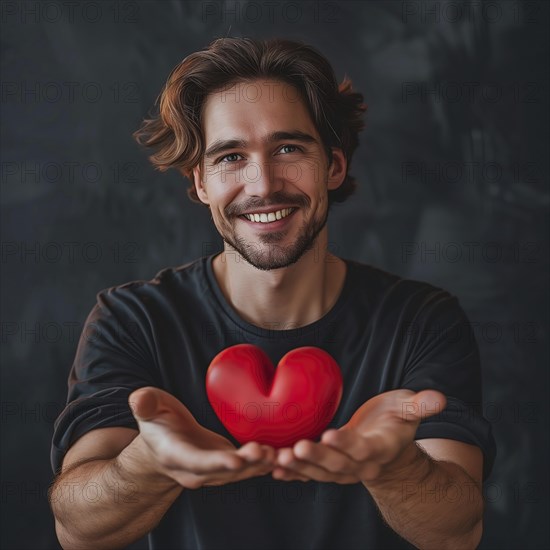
[242,207,297,224]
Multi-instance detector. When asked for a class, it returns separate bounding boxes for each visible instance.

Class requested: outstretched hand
[129,387,276,490]
[272,389,446,485]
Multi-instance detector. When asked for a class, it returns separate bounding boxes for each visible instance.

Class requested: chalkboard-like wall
[1,1,548,549]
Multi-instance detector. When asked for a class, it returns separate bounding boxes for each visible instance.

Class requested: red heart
[206,344,343,447]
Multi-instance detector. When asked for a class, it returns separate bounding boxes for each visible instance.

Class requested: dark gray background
[1,1,548,548]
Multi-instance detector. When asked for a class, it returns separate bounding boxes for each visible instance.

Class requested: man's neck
[211,235,347,330]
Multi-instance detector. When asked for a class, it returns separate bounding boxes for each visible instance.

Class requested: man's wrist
[115,434,180,494]
[363,441,434,493]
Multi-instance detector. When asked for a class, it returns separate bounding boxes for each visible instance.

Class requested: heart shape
[206,344,343,447]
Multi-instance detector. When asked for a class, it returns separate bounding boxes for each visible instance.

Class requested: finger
[129,387,159,421]
[159,439,244,474]
[415,390,447,420]
[401,390,447,423]
[321,429,387,463]
[219,469,273,485]
[260,445,277,464]
[129,386,197,425]
[272,467,310,482]
[274,457,357,484]
[236,441,263,461]
[192,445,276,477]
[239,458,275,477]
[291,439,358,475]
[277,446,358,483]
[203,457,276,486]
[194,450,244,472]
[236,442,276,465]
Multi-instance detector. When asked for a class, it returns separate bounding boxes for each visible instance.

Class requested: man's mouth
[239,207,298,224]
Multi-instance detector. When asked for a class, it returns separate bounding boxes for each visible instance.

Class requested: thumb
[129,386,162,421]
[402,390,447,422]
[129,386,198,429]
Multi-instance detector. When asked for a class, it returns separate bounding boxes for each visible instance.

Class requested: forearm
[49,434,183,550]
[365,443,483,550]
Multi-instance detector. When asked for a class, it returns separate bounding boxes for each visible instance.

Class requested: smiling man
[195,77,348,329]
[49,38,496,550]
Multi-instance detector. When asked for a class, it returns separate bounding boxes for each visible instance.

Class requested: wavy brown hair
[133,37,367,207]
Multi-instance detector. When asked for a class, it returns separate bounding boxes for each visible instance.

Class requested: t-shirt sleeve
[400,287,497,481]
[50,285,159,475]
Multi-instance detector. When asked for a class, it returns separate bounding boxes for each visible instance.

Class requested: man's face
[193,78,345,271]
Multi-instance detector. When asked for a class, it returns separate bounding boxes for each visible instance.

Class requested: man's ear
[192,165,210,205]
[327,148,347,191]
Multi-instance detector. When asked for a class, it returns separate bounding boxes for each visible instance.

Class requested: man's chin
[245,255,301,272]
[221,213,327,271]
[232,244,305,271]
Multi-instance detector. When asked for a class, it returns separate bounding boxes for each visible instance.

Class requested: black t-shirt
[51,254,496,550]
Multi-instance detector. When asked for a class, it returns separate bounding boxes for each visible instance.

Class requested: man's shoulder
[346,258,468,337]
[93,255,209,308]
[345,257,452,303]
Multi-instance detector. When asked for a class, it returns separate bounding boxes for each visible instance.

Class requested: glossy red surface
[206,344,343,447]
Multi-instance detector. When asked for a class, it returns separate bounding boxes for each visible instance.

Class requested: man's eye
[279,144,300,154]
[219,153,242,163]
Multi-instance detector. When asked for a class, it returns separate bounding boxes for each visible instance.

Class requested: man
[49,37,496,549]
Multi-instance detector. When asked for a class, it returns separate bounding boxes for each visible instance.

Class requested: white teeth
[244,208,294,223]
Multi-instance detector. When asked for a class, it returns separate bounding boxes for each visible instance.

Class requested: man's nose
[243,160,283,197]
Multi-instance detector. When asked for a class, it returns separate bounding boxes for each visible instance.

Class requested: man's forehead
[205,79,302,105]
[201,80,318,144]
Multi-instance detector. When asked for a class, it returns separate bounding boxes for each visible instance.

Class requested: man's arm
[273,390,485,550]
[49,428,184,550]
[365,439,483,550]
[49,387,276,550]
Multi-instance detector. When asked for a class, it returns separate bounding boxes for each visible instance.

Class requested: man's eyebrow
[203,131,318,159]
